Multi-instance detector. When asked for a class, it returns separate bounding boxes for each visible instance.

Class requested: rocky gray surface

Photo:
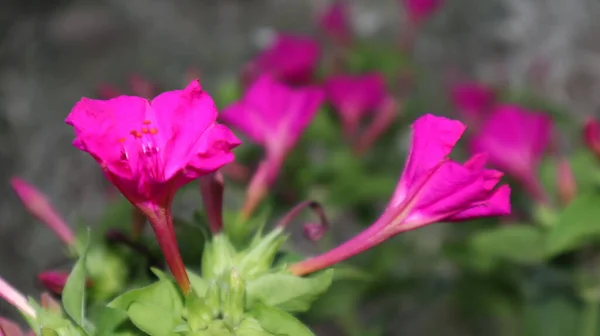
[1,0,599,333]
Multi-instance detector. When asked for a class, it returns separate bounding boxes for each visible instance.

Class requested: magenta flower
[220,74,324,218]
[290,114,510,276]
[325,73,389,139]
[66,80,241,293]
[451,82,495,125]
[402,0,444,24]
[319,0,352,45]
[245,34,321,86]
[470,104,552,204]
[584,118,600,160]
[10,178,75,246]
[38,271,92,295]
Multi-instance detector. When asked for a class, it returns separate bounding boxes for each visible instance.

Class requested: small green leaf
[108,279,183,317]
[236,318,273,336]
[128,302,182,336]
[188,270,209,297]
[246,269,334,312]
[94,307,128,336]
[185,292,212,331]
[62,236,89,330]
[249,304,314,336]
[547,194,600,256]
[470,225,546,263]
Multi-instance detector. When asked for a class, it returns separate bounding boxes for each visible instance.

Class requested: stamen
[142,120,152,125]
[141,127,149,134]
[149,128,158,135]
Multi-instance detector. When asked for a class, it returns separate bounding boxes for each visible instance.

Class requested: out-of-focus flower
[10,178,75,246]
[0,317,34,336]
[325,73,389,138]
[0,276,36,318]
[556,157,576,206]
[451,81,496,125]
[584,118,600,160]
[319,0,352,45]
[221,74,324,218]
[66,80,241,294]
[401,0,444,25]
[96,74,157,100]
[290,114,511,275]
[470,104,552,204]
[38,271,92,295]
[199,172,225,233]
[244,34,321,86]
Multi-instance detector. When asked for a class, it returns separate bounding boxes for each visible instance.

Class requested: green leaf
[94,307,129,336]
[62,237,89,330]
[547,194,600,256]
[250,304,314,336]
[470,225,546,263]
[108,279,183,317]
[128,302,182,336]
[236,318,273,336]
[246,269,334,312]
[188,270,209,297]
[523,296,580,336]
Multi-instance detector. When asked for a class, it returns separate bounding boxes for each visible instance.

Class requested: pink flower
[0,276,36,318]
[451,82,495,124]
[556,157,576,206]
[324,73,389,138]
[290,114,510,276]
[38,271,92,295]
[245,34,321,86]
[402,0,444,24]
[10,178,75,246]
[220,74,324,218]
[0,317,34,336]
[584,118,600,160]
[319,0,352,45]
[66,80,241,293]
[470,104,552,203]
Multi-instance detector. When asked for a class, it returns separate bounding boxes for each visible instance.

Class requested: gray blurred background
[1,0,600,330]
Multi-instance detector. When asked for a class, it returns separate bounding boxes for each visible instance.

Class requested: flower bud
[303,223,327,241]
[223,269,245,328]
[584,118,600,160]
[556,157,577,206]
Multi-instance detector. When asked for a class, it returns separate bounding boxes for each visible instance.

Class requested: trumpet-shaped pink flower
[325,73,389,138]
[402,0,444,24]
[451,82,495,123]
[66,80,240,293]
[10,178,75,246]
[245,34,321,85]
[319,0,352,45]
[470,104,552,203]
[0,276,36,318]
[221,74,324,218]
[290,114,511,276]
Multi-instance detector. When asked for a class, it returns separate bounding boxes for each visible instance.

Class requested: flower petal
[391,114,466,205]
[447,184,511,221]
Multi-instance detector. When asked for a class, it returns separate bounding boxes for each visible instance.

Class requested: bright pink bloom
[402,0,444,24]
[66,80,240,293]
[325,73,389,138]
[10,178,75,246]
[245,34,321,85]
[451,82,495,123]
[290,114,510,276]
[584,118,600,160]
[319,0,352,45]
[38,271,92,295]
[470,105,552,203]
[220,74,324,218]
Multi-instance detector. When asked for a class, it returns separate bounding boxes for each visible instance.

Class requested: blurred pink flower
[319,0,352,45]
[10,178,75,246]
[221,74,324,218]
[556,157,576,205]
[66,80,240,293]
[245,34,321,85]
[290,114,511,275]
[402,0,444,24]
[0,317,34,336]
[0,276,36,318]
[470,104,552,203]
[584,118,600,160]
[451,82,496,124]
[325,73,389,138]
[38,271,92,295]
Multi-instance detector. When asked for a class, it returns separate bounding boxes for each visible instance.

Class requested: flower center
[118,120,165,181]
